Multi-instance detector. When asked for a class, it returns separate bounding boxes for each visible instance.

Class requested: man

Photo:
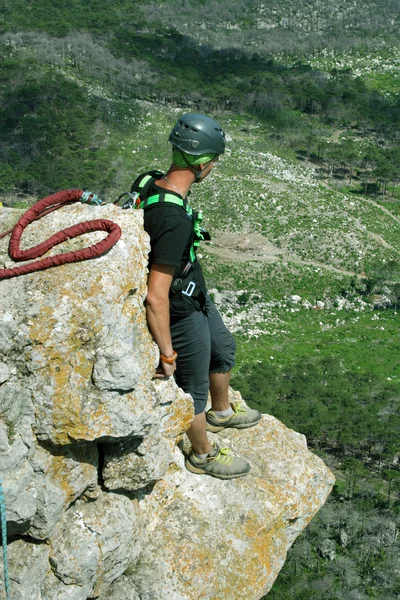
[134,113,261,479]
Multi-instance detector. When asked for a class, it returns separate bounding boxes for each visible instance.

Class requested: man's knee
[210,332,236,374]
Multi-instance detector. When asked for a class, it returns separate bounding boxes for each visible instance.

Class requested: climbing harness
[0,190,121,280]
[125,171,210,262]
[119,172,210,310]
[137,192,207,263]
[0,476,10,600]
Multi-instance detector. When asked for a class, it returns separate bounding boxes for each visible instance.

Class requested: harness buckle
[182,281,196,297]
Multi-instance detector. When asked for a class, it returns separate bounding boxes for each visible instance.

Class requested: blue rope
[0,476,10,600]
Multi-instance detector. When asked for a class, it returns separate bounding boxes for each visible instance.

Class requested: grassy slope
[1,2,399,596]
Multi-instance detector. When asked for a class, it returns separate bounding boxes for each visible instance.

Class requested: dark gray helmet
[169,113,226,156]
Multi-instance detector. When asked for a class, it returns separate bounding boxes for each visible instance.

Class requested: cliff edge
[0,202,334,599]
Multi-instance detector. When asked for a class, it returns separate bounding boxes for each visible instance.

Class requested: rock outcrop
[0,202,334,599]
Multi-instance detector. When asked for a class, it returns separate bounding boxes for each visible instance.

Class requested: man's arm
[145,263,176,377]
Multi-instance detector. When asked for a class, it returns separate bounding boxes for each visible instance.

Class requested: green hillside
[1,0,399,198]
[1,1,399,598]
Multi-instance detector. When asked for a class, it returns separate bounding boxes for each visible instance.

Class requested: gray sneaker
[206,402,261,433]
[185,444,250,479]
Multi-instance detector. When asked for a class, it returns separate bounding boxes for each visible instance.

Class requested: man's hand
[153,360,177,379]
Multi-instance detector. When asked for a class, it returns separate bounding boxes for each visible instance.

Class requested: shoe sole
[185,460,250,479]
[206,416,262,433]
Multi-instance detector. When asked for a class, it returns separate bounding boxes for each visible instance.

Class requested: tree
[360,145,381,195]
[382,468,400,506]
[373,160,397,197]
[343,458,369,500]
[340,139,359,184]
[0,163,15,193]
[324,142,343,180]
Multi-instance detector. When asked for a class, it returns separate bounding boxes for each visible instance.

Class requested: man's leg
[185,409,250,479]
[206,296,235,412]
[186,412,213,455]
[209,371,231,411]
[206,298,261,432]
[170,310,212,454]
[170,308,250,478]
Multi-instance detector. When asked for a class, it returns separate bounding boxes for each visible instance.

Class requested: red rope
[0,190,122,280]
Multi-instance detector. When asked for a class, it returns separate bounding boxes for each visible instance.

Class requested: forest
[1,0,399,200]
[0,0,399,598]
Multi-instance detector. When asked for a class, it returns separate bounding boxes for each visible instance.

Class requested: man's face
[198,157,218,182]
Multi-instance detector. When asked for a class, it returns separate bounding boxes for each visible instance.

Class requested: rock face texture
[0,203,334,599]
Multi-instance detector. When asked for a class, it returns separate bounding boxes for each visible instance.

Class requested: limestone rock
[0,420,9,451]
[103,429,174,491]
[41,573,95,600]
[7,539,50,600]
[0,435,37,534]
[102,380,194,491]
[319,538,336,561]
[128,397,335,600]
[0,361,10,384]
[27,442,98,539]
[92,339,141,391]
[0,437,98,539]
[152,377,195,439]
[0,382,35,447]
[45,492,141,598]
[1,203,159,446]
[106,576,141,600]
[0,203,334,599]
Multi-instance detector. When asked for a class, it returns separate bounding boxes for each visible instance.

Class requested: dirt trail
[231,172,400,227]
[204,233,365,278]
[207,171,400,277]
[357,196,400,226]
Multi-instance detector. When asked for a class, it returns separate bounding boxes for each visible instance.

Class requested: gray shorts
[170,296,236,415]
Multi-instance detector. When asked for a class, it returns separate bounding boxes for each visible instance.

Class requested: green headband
[172,149,217,167]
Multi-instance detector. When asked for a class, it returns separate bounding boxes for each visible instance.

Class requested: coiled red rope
[0,189,122,280]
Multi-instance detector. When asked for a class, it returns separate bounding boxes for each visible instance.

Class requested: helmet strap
[179,151,200,181]
[193,166,206,183]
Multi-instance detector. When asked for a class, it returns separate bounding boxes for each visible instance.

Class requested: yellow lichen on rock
[1,202,335,600]
[14,204,161,445]
[130,394,334,600]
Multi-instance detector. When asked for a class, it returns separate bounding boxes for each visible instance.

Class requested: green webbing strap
[133,171,207,263]
[131,172,164,203]
[191,211,205,261]
[136,175,153,190]
[137,193,205,263]
[0,476,10,600]
[139,193,192,215]
[193,216,204,245]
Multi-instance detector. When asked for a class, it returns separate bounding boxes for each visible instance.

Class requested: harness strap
[136,192,206,263]
[130,170,164,201]
[170,273,206,310]
[131,172,208,310]
[138,192,191,214]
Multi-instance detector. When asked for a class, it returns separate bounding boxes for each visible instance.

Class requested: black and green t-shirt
[143,182,207,317]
